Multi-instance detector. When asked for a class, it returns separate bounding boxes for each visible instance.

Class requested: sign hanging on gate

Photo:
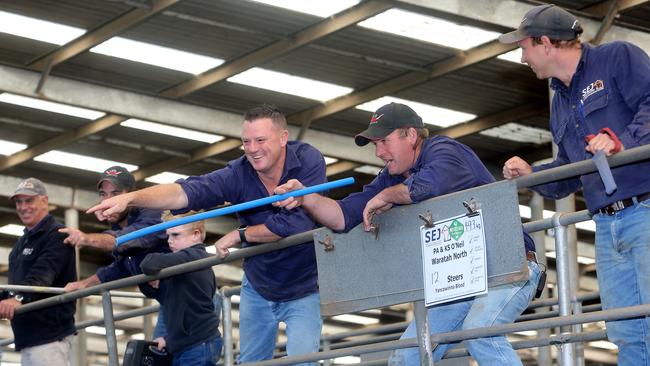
[420,210,488,306]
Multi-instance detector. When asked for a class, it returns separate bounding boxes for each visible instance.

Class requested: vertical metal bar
[413,300,434,366]
[530,193,552,366]
[221,288,235,366]
[102,291,119,366]
[552,214,576,366]
[143,298,154,339]
[66,208,87,366]
[322,339,332,366]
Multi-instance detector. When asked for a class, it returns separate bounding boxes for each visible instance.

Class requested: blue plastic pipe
[115,177,355,246]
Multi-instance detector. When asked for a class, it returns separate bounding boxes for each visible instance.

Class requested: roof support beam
[131,138,242,181]
[434,102,546,139]
[291,40,517,136]
[0,115,126,170]
[590,0,619,45]
[583,0,648,16]
[159,0,393,98]
[0,65,378,166]
[28,0,180,70]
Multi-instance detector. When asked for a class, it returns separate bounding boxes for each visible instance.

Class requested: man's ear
[409,127,418,146]
[541,36,553,54]
[280,129,289,147]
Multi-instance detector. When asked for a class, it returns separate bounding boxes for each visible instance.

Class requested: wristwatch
[238,225,248,244]
[8,291,23,304]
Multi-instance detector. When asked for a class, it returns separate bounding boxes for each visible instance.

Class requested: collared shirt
[7,214,76,350]
[96,208,169,297]
[175,141,326,301]
[532,42,650,212]
[338,136,535,252]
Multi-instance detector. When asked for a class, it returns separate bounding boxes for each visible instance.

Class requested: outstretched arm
[87,184,188,222]
[274,179,345,231]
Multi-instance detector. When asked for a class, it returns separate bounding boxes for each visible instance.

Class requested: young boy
[140,211,222,366]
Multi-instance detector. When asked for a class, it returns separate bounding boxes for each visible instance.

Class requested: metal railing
[2,143,649,365]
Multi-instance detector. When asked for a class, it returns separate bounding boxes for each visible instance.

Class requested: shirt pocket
[583,91,608,117]
[552,117,569,145]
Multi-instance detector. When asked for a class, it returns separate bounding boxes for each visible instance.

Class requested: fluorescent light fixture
[589,341,618,350]
[34,151,137,173]
[354,165,383,176]
[356,96,475,128]
[145,172,189,185]
[0,224,25,237]
[228,68,353,102]
[480,123,552,145]
[519,205,595,232]
[331,314,380,325]
[91,38,224,74]
[86,326,124,336]
[0,139,27,156]
[0,11,84,45]
[324,156,338,165]
[130,333,145,340]
[248,0,360,17]
[513,330,537,337]
[498,49,523,64]
[0,93,105,120]
[359,9,500,50]
[332,356,361,364]
[121,119,224,144]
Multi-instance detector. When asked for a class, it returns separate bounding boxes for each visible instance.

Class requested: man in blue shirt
[275,103,541,365]
[499,5,650,365]
[60,166,169,336]
[88,104,327,365]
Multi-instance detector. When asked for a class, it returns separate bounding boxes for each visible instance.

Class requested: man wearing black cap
[274,103,542,365]
[0,178,76,366]
[499,5,650,363]
[60,166,169,337]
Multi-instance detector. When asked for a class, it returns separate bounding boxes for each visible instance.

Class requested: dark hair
[244,104,288,129]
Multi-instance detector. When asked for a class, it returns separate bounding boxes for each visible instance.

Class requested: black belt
[597,192,650,215]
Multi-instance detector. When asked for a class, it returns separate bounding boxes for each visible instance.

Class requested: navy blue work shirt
[532,42,650,212]
[96,207,169,298]
[338,136,536,252]
[175,141,326,302]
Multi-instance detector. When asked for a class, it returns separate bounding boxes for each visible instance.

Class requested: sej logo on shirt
[22,247,34,256]
[581,79,604,102]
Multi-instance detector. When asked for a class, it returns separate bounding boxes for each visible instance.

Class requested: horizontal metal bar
[514,144,650,189]
[14,229,322,314]
[0,284,145,298]
[527,291,600,310]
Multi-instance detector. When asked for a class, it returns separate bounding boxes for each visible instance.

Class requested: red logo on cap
[104,169,122,177]
[369,113,384,124]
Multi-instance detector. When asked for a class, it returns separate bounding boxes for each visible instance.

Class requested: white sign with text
[420,210,488,306]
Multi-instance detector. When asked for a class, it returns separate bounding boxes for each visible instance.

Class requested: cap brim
[354,126,395,146]
[498,29,528,44]
[10,189,39,200]
[97,177,120,190]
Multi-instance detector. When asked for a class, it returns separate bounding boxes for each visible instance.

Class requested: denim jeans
[173,336,222,366]
[237,275,322,366]
[389,261,541,365]
[593,198,650,366]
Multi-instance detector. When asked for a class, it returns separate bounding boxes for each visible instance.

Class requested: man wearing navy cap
[275,102,542,365]
[0,178,76,366]
[500,5,650,364]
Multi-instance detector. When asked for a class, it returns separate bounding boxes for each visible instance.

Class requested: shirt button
[575,123,579,128]
[572,105,576,109]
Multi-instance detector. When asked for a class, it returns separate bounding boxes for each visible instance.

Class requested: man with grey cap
[0,178,76,366]
[499,5,650,364]
[274,102,541,365]
[60,166,169,337]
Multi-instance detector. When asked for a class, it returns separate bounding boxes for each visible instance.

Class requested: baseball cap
[11,177,47,200]
[355,103,424,146]
[498,4,581,44]
[97,166,136,191]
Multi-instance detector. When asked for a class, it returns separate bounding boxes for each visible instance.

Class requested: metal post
[530,192,552,366]
[556,196,584,366]
[221,288,235,366]
[322,339,332,366]
[143,298,154,339]
[552,214,576,366]
[413,300,434,366]
[102,291,119,366]
[66,208,87,366]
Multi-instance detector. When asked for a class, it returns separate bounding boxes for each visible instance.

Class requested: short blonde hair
[161,210,206,242]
